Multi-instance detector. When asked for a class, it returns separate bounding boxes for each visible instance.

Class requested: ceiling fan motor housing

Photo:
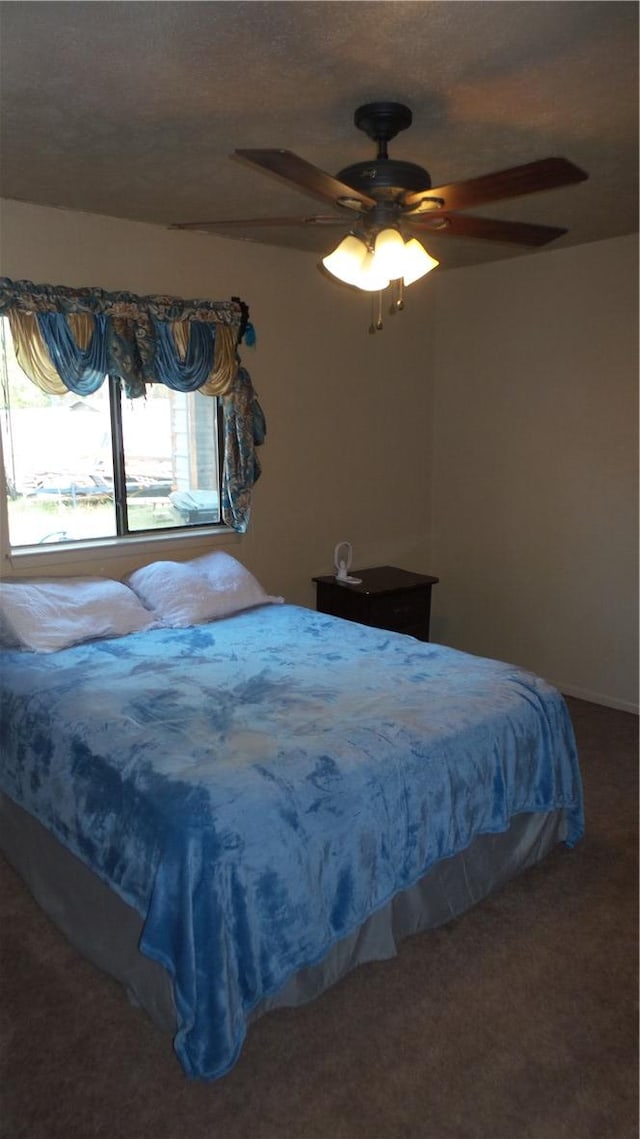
[337,158,432,202]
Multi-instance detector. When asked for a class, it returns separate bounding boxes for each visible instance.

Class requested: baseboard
[557,682,639,715]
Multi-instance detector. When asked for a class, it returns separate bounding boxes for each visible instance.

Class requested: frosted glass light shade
[355,251,390,292]
[322,234,369,286]
[373,227,406,280]
[402,238,439,285]
[322,230,438,293]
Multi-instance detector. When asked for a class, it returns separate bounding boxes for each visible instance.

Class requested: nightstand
[312,565,439,642]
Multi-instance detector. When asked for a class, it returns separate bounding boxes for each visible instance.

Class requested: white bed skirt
[0,791,567,1035]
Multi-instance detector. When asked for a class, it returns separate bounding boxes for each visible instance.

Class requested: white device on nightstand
[333,541,362,585]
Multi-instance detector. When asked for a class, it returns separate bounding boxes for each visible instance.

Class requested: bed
[0,556,584,1081]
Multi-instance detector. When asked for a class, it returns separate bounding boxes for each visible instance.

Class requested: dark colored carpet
[0,698,637,1139]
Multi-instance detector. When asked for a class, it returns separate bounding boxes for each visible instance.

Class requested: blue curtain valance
[36,311,110,395]
[152,319,218,392]
[0,277,251,398]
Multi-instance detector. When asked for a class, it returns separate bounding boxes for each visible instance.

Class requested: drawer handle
[390,601,419,617]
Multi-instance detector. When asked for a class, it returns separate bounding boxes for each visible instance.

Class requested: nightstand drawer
[316,582,368,623]
[369,591,428,632]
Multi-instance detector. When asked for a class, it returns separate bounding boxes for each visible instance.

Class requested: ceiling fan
[172,102,588,314]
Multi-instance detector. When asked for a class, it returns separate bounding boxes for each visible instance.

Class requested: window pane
[121,386,221,533]
[1,323,117,547]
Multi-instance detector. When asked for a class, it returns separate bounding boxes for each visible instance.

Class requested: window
[0,319,224,549]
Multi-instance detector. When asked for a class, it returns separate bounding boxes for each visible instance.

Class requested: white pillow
[127,554,283,628]
[0,578,156,653]
[189,550,283,610]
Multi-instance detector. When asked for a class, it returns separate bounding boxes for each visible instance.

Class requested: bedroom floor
[0,697,637,1139]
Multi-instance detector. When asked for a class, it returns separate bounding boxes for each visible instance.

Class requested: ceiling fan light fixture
[373,227,406,280]
[402,238,439,286]
[321,233,369,286]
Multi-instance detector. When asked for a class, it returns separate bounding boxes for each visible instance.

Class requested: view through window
[0,319,223,548]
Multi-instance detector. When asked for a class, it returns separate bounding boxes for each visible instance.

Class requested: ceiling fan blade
[233,149,376,211]
[409,213,568,246]
[170,215,346,231]
[402,157,588,213]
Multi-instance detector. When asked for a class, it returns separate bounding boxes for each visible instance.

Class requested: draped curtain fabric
[0,278,264,532]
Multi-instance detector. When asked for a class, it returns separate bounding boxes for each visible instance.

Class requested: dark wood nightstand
[312,565,439,642]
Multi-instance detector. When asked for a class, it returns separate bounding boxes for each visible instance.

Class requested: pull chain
[368,291,384,333]
[368,294,376,335]
[369,286,405,333]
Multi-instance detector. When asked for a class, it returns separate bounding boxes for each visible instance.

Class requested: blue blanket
[0,604,583,1079]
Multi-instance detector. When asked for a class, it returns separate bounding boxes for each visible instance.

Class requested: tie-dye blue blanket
[0,604,583,1079]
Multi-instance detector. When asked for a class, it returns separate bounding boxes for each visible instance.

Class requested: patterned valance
[0,277,252,398]
[0,277,243,322]
[0,277,264,532]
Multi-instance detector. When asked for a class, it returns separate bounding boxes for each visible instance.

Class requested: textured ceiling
[0,1,638,271]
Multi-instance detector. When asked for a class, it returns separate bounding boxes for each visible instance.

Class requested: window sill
[5,526,241,571]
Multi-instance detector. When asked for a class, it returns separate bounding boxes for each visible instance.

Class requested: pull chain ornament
[368,283,405,332]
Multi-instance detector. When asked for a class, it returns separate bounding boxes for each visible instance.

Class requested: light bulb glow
[354,250,390,292]
[373,227,406,280]
[322,234,368,286]
[402,238,439,285]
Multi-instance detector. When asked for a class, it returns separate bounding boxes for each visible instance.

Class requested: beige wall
[430,234,638,711]
[0,199,436,605]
